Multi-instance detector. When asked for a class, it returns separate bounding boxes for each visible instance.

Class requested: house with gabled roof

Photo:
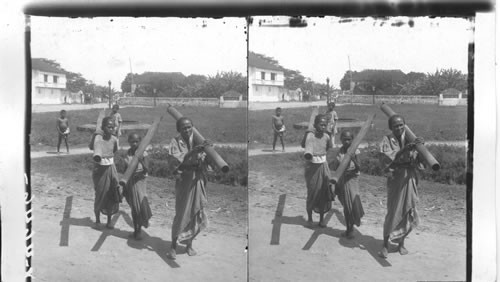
[248,52,285,102]
[31,58,68,104]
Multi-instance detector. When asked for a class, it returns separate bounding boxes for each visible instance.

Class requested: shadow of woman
[90,211,181,268]
[332,209,392,267]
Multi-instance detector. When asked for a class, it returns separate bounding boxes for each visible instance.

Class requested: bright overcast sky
[250,16,472,88]
[30,17,247,89]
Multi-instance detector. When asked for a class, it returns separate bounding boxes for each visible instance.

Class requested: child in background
[324,102,339,143]
[272,107,286,152]
[90,117,121,230]
[303,114,334,227]
[56,110,70,153]
[330,130,365,239]
[110,104,123,137]
[122,133,152,240]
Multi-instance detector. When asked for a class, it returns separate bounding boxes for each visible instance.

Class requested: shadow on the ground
[89,211,181,268]
[269,194,391,267]
[332,209,391,267]
[59,196,180,268]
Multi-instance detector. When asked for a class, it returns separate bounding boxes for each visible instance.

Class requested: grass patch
[335,144,467,185]
[249,104,467,147]
[31,106,247,149]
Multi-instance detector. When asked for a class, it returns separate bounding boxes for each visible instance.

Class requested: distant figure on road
[303,114,334,228]
[378,114,425,258]
[167,117,212,260]
[272,107,286,152]
[330,130,364,239]
[56,109,70,154]
[324,102,338,143]
[109,104,123,137]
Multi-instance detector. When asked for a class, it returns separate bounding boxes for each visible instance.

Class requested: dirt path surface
[248,155,466,282]
[31,157,248,281]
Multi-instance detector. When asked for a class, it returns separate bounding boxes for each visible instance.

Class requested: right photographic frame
[248,16,472,282]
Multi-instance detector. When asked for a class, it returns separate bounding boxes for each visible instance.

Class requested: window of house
[37,88,40,94]
[51,89,53,94]
[255,85,259,91]
[44,74,48,82]
[271,73,276,81]
[53,76,58,83]
[261,72,265,80]
[268,86,271,92]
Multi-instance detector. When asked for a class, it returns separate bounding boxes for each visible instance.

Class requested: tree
[120,73,138,93]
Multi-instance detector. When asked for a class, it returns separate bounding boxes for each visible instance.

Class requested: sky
[30,17,247,89]
[249,16,473,88]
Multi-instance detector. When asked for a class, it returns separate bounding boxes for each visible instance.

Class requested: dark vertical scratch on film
[25,14,33,282]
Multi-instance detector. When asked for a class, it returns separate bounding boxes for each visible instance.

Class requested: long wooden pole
[330,114,375,184]
[166,105,229,173]
[119,116,162,186]
[302,106,319,160]
[88,108,106,152]
[380,103,441,171]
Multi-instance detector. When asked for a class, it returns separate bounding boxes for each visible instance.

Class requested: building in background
[248,52,285,102]
[31,58,68,104]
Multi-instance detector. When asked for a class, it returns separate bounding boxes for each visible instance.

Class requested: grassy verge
[31,106,247,149]
[249,104,467,147]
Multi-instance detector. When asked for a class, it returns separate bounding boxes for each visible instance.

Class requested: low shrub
[115,145,247,187]
[352,144,467,185]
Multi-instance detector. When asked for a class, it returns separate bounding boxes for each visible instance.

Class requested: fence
[336,94,438,105]
[119,97,220,107]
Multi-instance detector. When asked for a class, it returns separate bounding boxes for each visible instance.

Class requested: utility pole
[108,80,112,109]
[348,55,353,105]
[326,77,330,104]
[129,57,134,96]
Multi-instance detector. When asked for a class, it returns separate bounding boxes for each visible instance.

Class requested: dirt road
[248,155,466,282]
[31,156,247,281]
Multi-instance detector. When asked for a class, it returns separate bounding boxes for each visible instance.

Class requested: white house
[248,52,285,102]
[32,58,68,104]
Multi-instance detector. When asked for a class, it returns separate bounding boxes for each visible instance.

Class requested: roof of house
[31,58,66,74]
[248,52,283,72]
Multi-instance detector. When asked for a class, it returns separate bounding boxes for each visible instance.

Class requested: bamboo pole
[88,108,106,153]
[166,105,229,173]
[301,106,319,160]
[380,103,440,171]
[330,114,375,184]
[119,116,162,187]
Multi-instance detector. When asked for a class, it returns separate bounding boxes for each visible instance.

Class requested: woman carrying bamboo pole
[378,114,425,258]
[167,117,212,260]
[330,130,364,239]
[122,133,152,240]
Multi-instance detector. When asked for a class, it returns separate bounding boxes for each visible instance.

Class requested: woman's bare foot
[105,223,114,229]
[166,248,177,260]
[318,221,327,228]
[341,230,354,239]
[378,247,388,258]
[93,222,103,230]
[186,246,197,256]
[398,245,409,255]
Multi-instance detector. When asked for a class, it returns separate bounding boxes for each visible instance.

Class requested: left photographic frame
[29,16,248,281]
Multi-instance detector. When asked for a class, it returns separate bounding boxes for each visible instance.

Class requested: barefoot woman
[167,117,211,259]
[378,115,424,258]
